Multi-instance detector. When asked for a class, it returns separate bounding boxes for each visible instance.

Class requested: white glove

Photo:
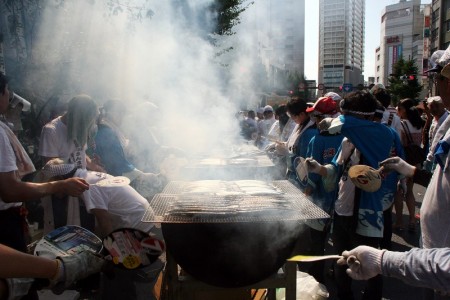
[379,157,415,178]
[337,246,385,281]
[51,251,106,295]
[305,157,323,174]
[5,278,34,300]
[275,142,289,156]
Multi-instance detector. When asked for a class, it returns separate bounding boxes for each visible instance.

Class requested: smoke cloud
[27,0,265,154]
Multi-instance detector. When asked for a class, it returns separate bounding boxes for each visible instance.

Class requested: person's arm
[379,157,432,187]
[94,127,134,175]
[0,244,58,278]
[0,171,89,203]
[382,248,450,293]
[0,243,106,298]
[422,103,432,147]
[338,246,450,294]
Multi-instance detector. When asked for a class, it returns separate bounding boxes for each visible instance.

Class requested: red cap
[306,96,337,115]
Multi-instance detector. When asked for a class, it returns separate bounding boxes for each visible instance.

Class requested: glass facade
[319,0,365,88]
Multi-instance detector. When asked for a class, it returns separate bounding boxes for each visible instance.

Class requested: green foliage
[388,57,422,105]
[209,0,253,37]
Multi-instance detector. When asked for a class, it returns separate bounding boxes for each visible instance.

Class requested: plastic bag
[276,271,329,300]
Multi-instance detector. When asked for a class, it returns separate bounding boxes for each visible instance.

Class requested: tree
[388,57,423,105]
[283,71,314,100]
[209,0,253,37]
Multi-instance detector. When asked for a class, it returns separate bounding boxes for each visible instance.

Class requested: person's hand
[422,101,432,117]
[305,157,323,174]
[379,157,415,178]
[275,141,288,156]
[57,178,89,197]
[264,143,276,152]
[337,246,385,281]
[51,251,107,295]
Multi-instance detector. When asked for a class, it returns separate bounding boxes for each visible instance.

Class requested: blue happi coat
[333,115,398,237]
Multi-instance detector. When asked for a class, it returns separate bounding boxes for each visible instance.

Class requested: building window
[376,77,379,83]
[377,66,380,72]
[432,8,440,23]
[377,54,380,61]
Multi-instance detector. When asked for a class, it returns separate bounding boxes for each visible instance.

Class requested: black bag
[401,121,426,165]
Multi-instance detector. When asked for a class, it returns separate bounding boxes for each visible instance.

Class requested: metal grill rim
[143,180,329,223]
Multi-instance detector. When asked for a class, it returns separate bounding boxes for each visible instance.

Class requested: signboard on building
[388,45,403,76]
[386,35,400,44]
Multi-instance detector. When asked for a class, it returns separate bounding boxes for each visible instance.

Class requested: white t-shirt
[75,169,154,233]
[382,110,402,136]
[39,117,87,169]
[399,119,422,146]
[427,111,449,161]
[258,118,276,137]
[421,129,450,249]
[0,127,21,210]
[334,139,359,216]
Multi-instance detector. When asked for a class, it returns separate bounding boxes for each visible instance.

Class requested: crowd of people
[2,51,450,300]
[0,72,177,299]
[238,78,450,299]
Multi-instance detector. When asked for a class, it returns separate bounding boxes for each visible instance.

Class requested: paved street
[321,184,427,300]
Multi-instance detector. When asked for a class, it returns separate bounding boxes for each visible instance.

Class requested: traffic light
[408,75,415,81]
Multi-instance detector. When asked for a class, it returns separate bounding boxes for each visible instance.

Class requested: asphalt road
[322,183,427,300]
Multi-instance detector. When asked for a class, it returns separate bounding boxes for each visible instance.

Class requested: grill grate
[142,180,329,223]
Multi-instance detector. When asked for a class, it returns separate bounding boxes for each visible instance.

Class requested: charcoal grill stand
[161,252,297,300]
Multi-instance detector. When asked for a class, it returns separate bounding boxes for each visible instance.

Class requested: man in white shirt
[424,96,449,170]
[41,159,155,238]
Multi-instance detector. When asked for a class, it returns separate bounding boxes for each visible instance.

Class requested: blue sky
[304,0,431,83]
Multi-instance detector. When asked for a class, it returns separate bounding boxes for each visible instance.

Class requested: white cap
[427,96,443,104]
[263,105,273,113]
[323,92,342,101]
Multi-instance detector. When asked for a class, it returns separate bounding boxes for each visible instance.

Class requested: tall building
[318,0,365,91]
[253,0,306,90]
[374,0,424,87]
[429,0,450,53]
[427,0,450,98]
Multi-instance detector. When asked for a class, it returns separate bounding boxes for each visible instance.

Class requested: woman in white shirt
[394,98,425,232]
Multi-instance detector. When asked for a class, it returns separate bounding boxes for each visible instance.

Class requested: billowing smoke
[27,0,265,155]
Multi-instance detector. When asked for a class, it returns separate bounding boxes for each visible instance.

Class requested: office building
[374,0,425,86]
[253,0,306,89]
[318,0,365,91]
